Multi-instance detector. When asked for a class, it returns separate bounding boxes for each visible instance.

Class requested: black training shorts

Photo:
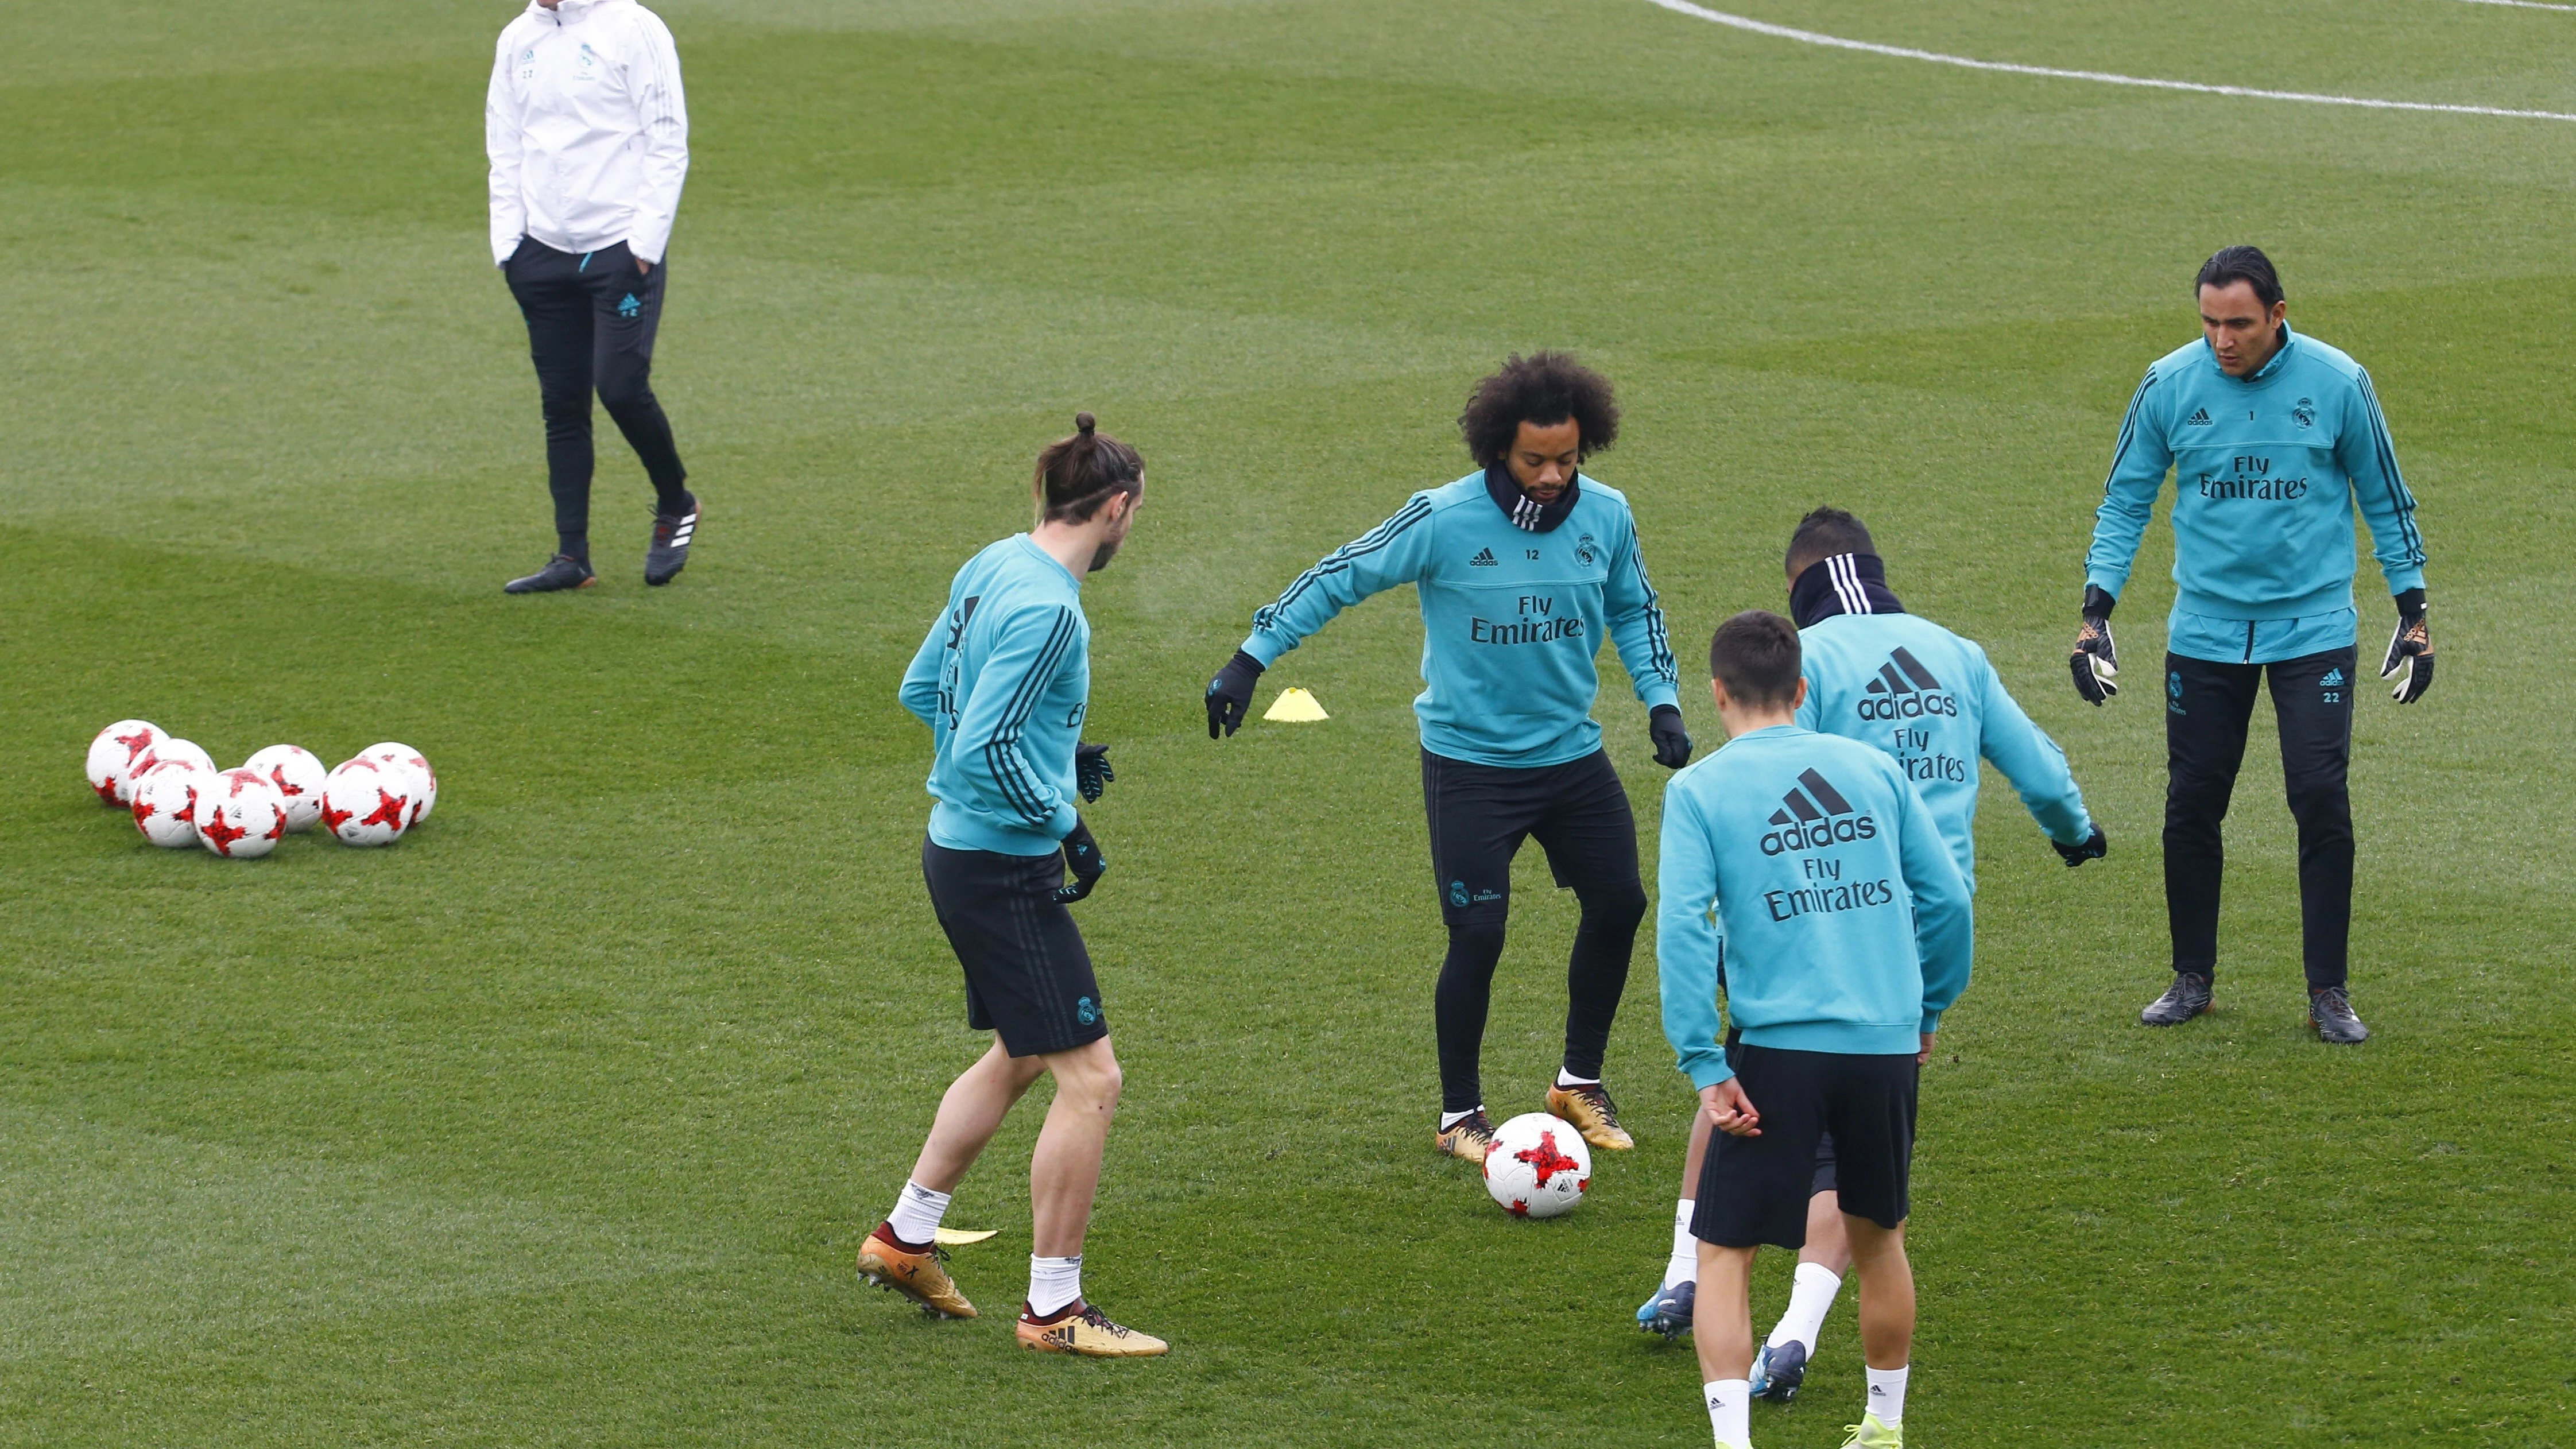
[921,838,1107,1058]
[1692,1044,1917,1249]
[1421,747,1640,924]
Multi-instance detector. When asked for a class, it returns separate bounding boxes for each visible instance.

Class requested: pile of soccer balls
[1482,1112,1594,1219]
[85,719,437,859]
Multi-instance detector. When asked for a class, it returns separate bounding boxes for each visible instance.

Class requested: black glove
[2380,588,2434,704]
[2052,824,2108,867]
[2070,584,2120,706]
[1075,743,1114,803]
[1649,704,1693,769]
[1206,649,1264,739]
[1052,818,1105,904]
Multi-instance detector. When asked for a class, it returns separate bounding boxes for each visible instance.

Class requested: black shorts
[1421,747,1640,924]
[921,839,1107,1058]
[1728,1028,1837,1196]
[1692,1044,1917,1249]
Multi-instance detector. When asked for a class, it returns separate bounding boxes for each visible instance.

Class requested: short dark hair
[1033,412,1143,522]
[2196,246,2284,309]
[1784,507,1876,578]
[1709,610,1802,708]
[1458,352,1620,468]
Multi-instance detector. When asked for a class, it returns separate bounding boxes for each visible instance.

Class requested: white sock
[1439,1106,1483,1130]
[1028,1254,1083,1318]
[885,1179,951,1246]
[1703,1379,1751,1448]
[1555,1067,1601,1088]
[1663,1199,1699,1288]
[1865,1364,1909,1425]
[1766,1261,1843,1351]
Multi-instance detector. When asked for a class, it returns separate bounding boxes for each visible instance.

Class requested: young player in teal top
[1205,354,1691,1161]
[862,415,1168,1359]
[2074,246,2435,1044]
[1661,611,1969,1449]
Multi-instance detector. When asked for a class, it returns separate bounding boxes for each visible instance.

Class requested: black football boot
[644,492,698,586]
[505,553,596,594]
[2310,986,2369,1044]
[2140,971,2214,1026]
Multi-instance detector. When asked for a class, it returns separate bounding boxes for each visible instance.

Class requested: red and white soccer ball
[130,759,214,849]
[86,719,166,805]
[1483,1112,1593,1219]
[243,744,329,833]
[196,768,289,859]
[321,756,414,847]
[357,741,436,826]
[154,737,218,777]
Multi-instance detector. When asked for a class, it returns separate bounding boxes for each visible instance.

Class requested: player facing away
[862,415,1165,1358]
[2075,246,2432,1044]
[486,0,700,594]
[1661,612,1972,1449]
[1635,510,2105,1402]
[1203,354,1691,1160]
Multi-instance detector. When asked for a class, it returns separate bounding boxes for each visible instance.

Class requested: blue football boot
[1636,1278,1695,1339]
[1749,1339,1810,1401]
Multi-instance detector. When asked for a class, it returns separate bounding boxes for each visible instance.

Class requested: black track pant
[1423,748,1648,1114]
[2164,648,2357,990]
[503,238,688,554]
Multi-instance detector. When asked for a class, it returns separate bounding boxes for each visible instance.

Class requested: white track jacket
[486,0,688,266]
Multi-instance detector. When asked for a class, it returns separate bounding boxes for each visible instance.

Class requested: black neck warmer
[1789,553,1905,627]
[1483,465,1581,533]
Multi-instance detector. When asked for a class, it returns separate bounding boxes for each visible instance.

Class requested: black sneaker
[504,553,596,594]
[2140,971,2214,1026]
[644,493,698,586]
[2310,986,2369,1044]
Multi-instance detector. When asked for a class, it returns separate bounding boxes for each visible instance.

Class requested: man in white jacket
[487,0,699,593]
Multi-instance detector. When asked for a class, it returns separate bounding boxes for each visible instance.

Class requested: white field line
[2454,0,2576,11]
[1640,0,2576,122]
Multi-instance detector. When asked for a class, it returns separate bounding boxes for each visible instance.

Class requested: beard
[1087,536,1124,573]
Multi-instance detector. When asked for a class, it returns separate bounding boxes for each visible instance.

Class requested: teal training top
[1796,611,2092,893]
[899,534,1090,857]
[1658,725,1973,1089]
[2085,324,2426,664]
[1238,472,1680,768]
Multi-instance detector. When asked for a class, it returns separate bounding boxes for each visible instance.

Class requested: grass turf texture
[2,0,2572,1442]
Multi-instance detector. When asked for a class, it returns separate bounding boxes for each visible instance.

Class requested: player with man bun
[1204,353,1689,1161]
[859,414,1164,1357]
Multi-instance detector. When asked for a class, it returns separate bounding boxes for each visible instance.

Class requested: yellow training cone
[933,1227,1000,1247]
[1263,688,1330,722]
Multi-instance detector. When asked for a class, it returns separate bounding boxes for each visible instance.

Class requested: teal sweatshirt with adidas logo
[1238,472,1680,768]
[2086,324,2426,664]
[1658,725,1973,1089]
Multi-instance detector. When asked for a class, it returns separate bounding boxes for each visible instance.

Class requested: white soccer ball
[321,756,415,847]
[154,737,218,777]
[1483,1112,1593,1219]
[196,768,288,859]
[357,742,436,825]
[243,744,330,833]
[130,760,213,849]
[85,719,165,805]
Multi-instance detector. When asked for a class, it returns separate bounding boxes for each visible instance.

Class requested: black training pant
[1423,747,1648,1114]
[502,238,688,552]
[2163,647,2357,991]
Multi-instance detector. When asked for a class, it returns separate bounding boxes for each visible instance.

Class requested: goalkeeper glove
[1075,743,1114,803]
[1052,818,1105,904]
[1649,704,1694,769]
[2070,584,2120,706]
[1206,649,1264,738]
[2380,588,2434,704]
[2052,824,2108,867]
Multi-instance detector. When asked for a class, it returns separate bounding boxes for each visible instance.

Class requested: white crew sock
[1439,1106,1483,1130]
[1703,1379,1751,1448]
[1664,1199,1699,1288]
[1766,1261,1843,1351]
[1555,1067,1601,1088]
[1029,1254,1083,1318]
[885,1179,951,1246]
[1864,1364,1909,1425]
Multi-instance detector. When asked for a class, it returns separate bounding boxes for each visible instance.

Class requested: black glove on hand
[1649,704,1694,770]
[1075,743,1114,803]
[2052,824,2108,867]
[2380,588,2434,704]
[2070,584,2120,706]
[1206,650,1264,739]
[1052,818,1105,904]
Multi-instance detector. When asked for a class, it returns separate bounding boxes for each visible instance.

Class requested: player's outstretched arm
[2075,364,2173,704]
[1208,495,1440,738]
[1972,647,2102,864]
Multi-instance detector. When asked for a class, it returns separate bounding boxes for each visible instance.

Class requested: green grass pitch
[3,1,2571,1443]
